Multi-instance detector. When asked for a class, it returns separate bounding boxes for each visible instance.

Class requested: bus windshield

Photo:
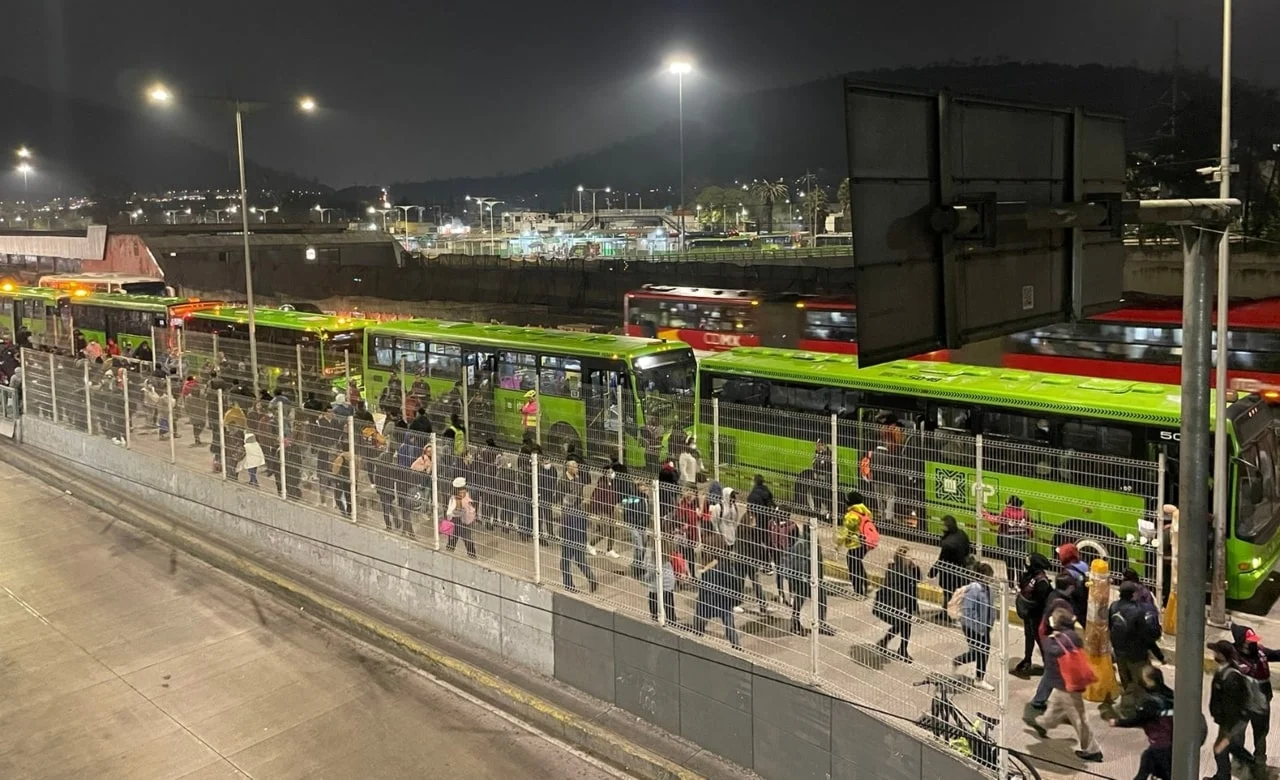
[1237,425,1280,543]
[633,352,696,397]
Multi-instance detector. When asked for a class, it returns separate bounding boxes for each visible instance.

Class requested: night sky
[3,0,1278,187]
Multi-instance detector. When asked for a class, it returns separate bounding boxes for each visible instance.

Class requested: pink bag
[439,518,455,537]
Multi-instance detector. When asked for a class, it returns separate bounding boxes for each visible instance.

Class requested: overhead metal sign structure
[845,82,1128,366]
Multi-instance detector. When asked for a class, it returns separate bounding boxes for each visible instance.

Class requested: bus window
[804,309,858,342]
[983,411,1051,444]
[428,343,461,380]
[1062,421,1135,459]
[540,356,581,398]
[498,352,536,390]
[1236,429,1280,543]
[371,336,396,369]
[633,353,696,397]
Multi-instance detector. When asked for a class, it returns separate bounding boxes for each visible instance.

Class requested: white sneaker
[586,545,598,557]
[974,679,995,692]
[606,549,620,559]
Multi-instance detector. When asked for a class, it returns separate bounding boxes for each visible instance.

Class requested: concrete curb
[0,441,704,780]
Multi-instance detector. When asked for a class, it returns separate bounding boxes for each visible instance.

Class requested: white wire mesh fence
[16,349,1179,779]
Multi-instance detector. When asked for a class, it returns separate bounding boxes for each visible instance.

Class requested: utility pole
[1209,0,1232,628]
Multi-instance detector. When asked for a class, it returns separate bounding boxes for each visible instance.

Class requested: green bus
[698,348,1280,600]
[363,320,697,464]
[184,307,374,396]
[68,292,219,357]
[0,285,68,347]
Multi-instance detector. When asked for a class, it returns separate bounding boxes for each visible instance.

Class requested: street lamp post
[15,162,32,192]
[148,84,317,399]
[465,196,497,232]
[366,206,391,232]
[393,204,424,236]
[207,205,237,223]
[667,60,693,250]
[164,207,193,224]
[312,205,335,223]
[486,201,504,236]
[578,187,610,223]
[250,205,279,223]
[1209,0,1233,629]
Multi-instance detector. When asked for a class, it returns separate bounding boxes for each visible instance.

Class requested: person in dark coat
[372,449,402,532]
[691,556,744,651]
[737,513,773,614]
[784,524,835,637]
[931,515,971,621]
[1206,640,1261,780]
[746,474,774,514]
[558,494,597,593]
[874,546,920,661]
[1107,665,1177,780]
[1031,573,1083,710]
[1109,581,1161,717]
[1014,553,1053,677]
[1232,624,1280,766]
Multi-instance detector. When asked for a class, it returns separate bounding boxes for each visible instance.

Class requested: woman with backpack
[951,562,997,690]
[1014,553,1053,677]
[838,491,877,598]
[1025,607,1104,763]
[873,546,920,662]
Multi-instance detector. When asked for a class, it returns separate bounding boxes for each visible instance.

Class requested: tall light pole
[667,59,693,250]
[207,205,237,222]
[1209,0,1234,629]
[15,162,32,192]
[393,204,423,235]
[465,196,497,232]
[486,200,504,236]
[148,83,317,399]
[366,205,392,232]
[164,207,193,224]
[578,186,610,223]
[313,204,335,223]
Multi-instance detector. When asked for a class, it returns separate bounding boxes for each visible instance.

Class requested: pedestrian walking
[588,462,621,559]
[952,562,997,690]
[1031,573,1084,711]
[1014,553,1053,677]
[677,438,702,489]
[691,557,744,651]
[1106,665,1176,780]
[1231,625,1279,768]
[621,475,651,579]
[931,515,971,621]
[1205,639,1264,780]
[240,432,266,487]
[1025,607,1104,762]
[873,546,920,662]
[1108,581,1161,717]
[646,534,677,623]
[1057,543,1090,622]
[558,494,597,594]
[1122,568,1165,663]
[784,523,835,637]
[982,494,1032,588]
[709,487,743,550]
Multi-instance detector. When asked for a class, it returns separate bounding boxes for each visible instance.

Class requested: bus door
[583,361,625,463]
[857,394,928,532]
[462,348,497,442]
[753,300,804,348]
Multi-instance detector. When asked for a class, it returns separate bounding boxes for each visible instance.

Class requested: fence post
[121,371,132,449]
[534,367,542,444]
[1155,452,1167,609]
[166,391,177,464]
[278,408,288,500]
[973,433,984,561]
[615,380,624,464]
[829,413,839,525]
[295,344,305,402]
[809,521,820,681]
[712,397,721,482]
[346,414,358,524]
[532,452,542,585]
[48,353,57,423]
[344,349,352,406]
[83,361,93,435]
[21,349,29,417]
[460,363,470,443]
[211,333,219,371]
[998,582,1010,780]
[651,478,665,628]
[430,432,441,550]
[217,388,227,479]
[399,356,409,421]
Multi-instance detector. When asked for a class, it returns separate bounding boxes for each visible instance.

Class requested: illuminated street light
[579,186,610,222]
[16,146,31,159]
[145,81,316,398]
[366,205,391,232]
[15,161,33,191]
[250,205,280,223]
[464,196,498,232]
[666,58,694,249]
[313,204,335,223]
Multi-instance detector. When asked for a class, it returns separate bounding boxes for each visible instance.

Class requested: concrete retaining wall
[20,416,986,780]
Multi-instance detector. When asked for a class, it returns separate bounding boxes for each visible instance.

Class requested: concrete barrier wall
[20,416,986,780]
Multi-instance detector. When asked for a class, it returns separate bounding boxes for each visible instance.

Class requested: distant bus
[39,273,173,297]
[363,319,696,465]
[0,285,68,348]
[814,232,852,247]
[68,293,221,356]
[686,237,753,251]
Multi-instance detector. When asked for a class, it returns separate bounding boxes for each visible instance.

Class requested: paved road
[0,460,625,780]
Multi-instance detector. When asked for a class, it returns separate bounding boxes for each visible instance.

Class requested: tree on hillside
[749,179,788,232]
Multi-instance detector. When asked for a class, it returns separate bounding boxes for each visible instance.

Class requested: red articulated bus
[1003,295,1280,391]
[623,285,861,354]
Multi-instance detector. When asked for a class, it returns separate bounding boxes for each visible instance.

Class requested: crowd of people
[11,334,1280,780]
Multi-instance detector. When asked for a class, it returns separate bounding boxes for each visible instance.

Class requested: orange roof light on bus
[73,288,88,297]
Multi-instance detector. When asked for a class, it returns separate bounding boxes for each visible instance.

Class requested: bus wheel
[1053,521,1128,573]
[547,423,582,460]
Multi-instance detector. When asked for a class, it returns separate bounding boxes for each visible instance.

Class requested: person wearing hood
[240,433,267,487]
[1108,581,1161,717]
[1206,639,1262,780]
[931,515,971,620]
[784,523,836,637]
[1025,607,1104,763]
[1122,568,1165,663]
[838,490,875,598]
[1031,573,1084,711]
[1014,553,1054,677]
[1106,664,1177,780]
[983,495,1032,589]
[710,487,743,549]
[1233,624,1280,765]
[1057,543,1089,622]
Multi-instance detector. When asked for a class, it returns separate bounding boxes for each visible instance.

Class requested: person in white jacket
[710,487,742,549]
[677,440,702,488]
[240,433,267,487]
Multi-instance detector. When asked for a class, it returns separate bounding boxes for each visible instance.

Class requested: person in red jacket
[674,487,704,582]
[982,494,1032,589]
